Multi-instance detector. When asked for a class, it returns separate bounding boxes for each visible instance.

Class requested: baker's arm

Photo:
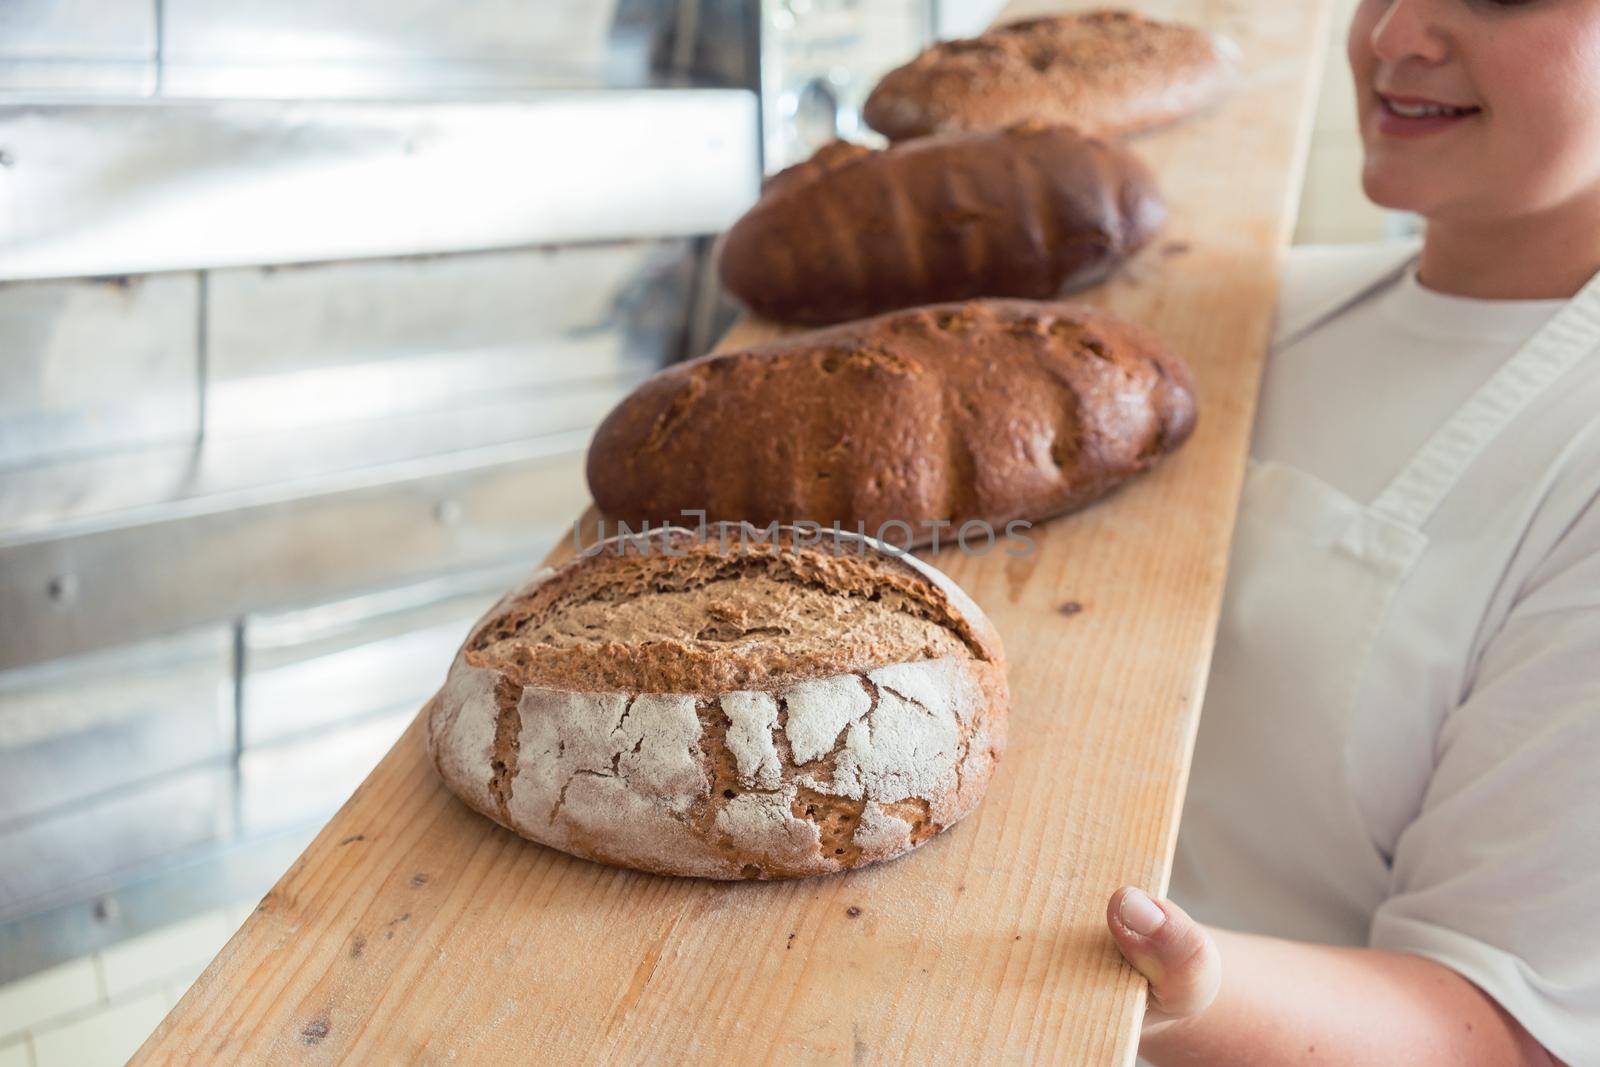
[1112,489,1600,1067]
[1106,889,1563,1067]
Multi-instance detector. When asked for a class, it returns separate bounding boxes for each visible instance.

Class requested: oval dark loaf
[586,299,1197,548]
[716,124,1164,327]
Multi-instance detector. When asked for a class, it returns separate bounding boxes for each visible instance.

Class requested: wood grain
[134,1,1333,1062]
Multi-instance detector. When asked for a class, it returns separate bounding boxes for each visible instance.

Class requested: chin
[1359,153,1433,215]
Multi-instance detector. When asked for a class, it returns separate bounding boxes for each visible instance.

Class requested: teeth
[1387,99,1472,119]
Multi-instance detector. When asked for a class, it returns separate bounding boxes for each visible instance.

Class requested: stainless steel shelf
[0,408,605,670]
[0,91,759,280]
[0,556,535,984]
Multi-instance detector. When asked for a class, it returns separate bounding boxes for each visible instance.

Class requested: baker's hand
[1106,886,1221,1033]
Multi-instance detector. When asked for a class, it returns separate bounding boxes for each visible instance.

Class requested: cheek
[1481,20,1600,205]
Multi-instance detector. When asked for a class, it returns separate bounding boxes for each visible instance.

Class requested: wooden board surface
[135,1,1333,1062]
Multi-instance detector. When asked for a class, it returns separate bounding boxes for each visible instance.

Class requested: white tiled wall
[0,960,100,1038]
[29,994,169,1067]
[97,912,235,1001]
[0,903,245,1067]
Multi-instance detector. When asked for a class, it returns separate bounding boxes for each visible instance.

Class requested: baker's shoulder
[1274,239,1422,346]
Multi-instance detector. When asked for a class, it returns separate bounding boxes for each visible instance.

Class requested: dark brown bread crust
[586,299,1197,546]
[717,123,1164,326]
[863,10,1234,142]
[464,525,1001,693]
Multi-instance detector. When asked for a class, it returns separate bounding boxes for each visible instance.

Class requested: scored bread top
[428,524,1010,879]
[718,123,1163,326]
[462,525,1001,695]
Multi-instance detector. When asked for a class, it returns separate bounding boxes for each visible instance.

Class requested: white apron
[1168,256,1600,945]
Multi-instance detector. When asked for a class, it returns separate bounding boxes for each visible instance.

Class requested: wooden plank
[134,1,1333,1062]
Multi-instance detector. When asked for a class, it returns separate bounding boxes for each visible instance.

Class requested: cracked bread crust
[426,525,1008,879]
[863,10,1234,143]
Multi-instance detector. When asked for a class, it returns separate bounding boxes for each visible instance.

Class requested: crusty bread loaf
[863,10,1234,142]
[426,524,1008,879]
[586,299,1196,548]
[718,123,1163,326]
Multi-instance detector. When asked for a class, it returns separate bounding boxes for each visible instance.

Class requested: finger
[1107,886,1222,1020]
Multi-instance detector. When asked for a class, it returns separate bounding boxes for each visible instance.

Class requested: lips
[1373,92,1482,138]
[1384,99,1475,118]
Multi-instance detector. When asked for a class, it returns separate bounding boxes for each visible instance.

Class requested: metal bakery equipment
[0,0,940,985]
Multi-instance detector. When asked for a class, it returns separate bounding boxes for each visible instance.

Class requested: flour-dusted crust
[426,525,1008,879]
[864,10,1235,142]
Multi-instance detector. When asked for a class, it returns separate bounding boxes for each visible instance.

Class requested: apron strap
[1372,269,1600,530]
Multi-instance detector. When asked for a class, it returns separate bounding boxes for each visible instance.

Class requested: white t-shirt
[1171,243,1600,1065]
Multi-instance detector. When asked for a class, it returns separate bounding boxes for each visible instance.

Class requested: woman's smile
[1351,0,1600,236]
[1373,91,1484,138]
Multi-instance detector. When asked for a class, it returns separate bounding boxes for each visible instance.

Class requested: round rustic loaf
[426,524,1008,879]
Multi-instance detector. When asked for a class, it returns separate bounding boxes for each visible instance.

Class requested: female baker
[1107,1,1600,1064]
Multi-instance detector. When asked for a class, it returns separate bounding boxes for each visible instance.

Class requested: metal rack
[0,0,938,985]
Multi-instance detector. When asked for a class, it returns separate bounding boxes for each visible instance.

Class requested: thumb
[1107,886,1221,1022]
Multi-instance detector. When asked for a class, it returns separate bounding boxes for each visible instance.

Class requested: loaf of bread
[717,123,1164,326]
[586,299,1196,547]
[863,10,1234,142]
[427,524,1008,879]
